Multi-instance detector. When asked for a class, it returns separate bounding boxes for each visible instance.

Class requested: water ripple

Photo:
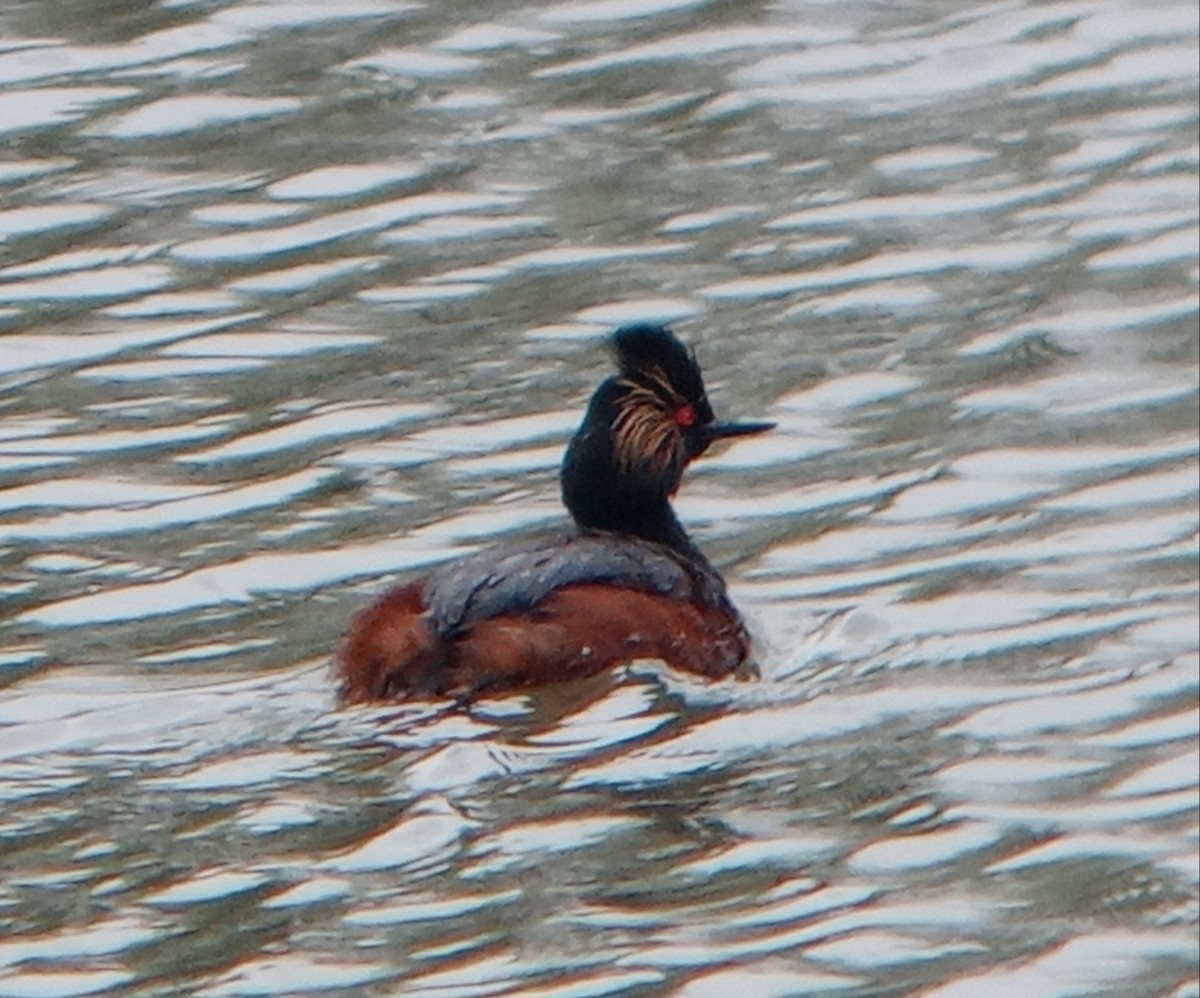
[0,0,1195,994]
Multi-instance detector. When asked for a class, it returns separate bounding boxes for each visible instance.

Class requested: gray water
[1,0,1197,995]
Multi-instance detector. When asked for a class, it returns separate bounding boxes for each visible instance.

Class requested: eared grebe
[337,324,773,703]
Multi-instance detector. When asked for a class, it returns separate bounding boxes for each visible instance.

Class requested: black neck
[561,379,699,559]
[584,493,695,553]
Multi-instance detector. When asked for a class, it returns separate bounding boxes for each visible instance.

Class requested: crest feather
[611,324,707,406]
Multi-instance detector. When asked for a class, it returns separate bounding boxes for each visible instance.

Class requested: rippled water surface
[1,0,1198,994]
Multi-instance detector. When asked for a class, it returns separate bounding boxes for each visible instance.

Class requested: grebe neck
[561,381,705,562]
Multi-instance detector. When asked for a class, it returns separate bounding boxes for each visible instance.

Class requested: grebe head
[561,324,774,550]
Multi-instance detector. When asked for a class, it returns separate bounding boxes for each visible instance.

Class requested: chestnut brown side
[336,582,749,704]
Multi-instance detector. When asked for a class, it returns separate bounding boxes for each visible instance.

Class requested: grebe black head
[562,324,774,552]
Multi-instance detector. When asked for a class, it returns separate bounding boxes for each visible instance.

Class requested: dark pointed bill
[705,420,776,442]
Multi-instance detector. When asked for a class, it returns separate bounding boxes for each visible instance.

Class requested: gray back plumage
[423,531,729,638]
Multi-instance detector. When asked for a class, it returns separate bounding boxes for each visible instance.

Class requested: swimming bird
[337,323,773,703]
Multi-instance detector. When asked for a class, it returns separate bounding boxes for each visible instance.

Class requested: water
[1,0,1197,994]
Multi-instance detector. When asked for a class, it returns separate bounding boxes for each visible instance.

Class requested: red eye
[675,404,697,428]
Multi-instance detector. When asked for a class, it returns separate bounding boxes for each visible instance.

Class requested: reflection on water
[0,0,1197,994]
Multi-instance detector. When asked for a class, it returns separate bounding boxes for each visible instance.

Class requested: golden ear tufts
[611,386,681,477]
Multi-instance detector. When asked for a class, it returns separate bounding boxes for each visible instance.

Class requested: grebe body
[337,324,772,703]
